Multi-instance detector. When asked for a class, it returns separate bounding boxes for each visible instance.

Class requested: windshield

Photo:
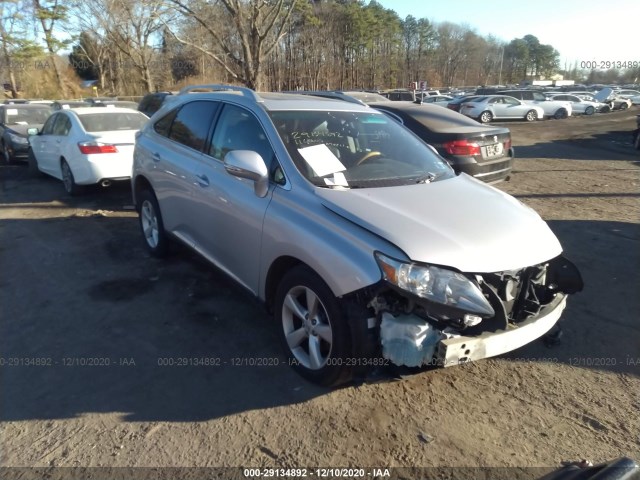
[78,111,148,132]
[270,110,453,188]
[3,107,51,125]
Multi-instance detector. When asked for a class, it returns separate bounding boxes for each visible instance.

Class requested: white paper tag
[298,144,346,177]
[323,171,349,187]
[7,109,18,115]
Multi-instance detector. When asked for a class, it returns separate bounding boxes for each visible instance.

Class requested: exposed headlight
[375,252,494,316]
[8,132,29,145]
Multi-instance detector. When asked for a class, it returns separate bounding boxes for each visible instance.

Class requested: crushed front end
[366,254,583,368]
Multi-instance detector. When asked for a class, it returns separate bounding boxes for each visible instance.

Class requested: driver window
[209,104,274,168]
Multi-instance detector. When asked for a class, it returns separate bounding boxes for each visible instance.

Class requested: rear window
[78,111,148,132]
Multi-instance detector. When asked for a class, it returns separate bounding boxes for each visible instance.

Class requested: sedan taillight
[78,142,118,154]
[442,139,481,156]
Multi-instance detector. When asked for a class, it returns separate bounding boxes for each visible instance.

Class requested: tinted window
[153,109,177,137]
[168,101,218,151]
[532,92,546,101]
[209,104,274,167]
[78,111,148,132]
[52,115,72,135]
[41,113,58,135]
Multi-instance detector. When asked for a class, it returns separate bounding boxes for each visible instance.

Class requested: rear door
[142,100,219,243]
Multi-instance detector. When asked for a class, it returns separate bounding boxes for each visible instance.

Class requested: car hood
[5,124,44,137]
[316,174,562,273]
[594,87,614,102]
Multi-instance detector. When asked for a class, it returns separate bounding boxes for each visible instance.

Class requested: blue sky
[374,0,638,68]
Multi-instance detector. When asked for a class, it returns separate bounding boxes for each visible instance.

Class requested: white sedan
[27,107,148,195]
[460,95,545,123]
[546,94,608,115]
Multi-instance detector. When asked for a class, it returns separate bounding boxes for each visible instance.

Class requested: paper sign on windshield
[298,144,346,177]
[7,109,18,115]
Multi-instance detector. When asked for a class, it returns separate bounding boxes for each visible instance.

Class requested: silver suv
[132,85,582,386]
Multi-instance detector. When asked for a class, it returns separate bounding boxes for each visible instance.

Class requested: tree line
[1,0,638,99]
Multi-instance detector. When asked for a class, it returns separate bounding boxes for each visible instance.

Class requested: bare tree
[1,0,43,98]
[164,0,298,90]
[33,0,69,96]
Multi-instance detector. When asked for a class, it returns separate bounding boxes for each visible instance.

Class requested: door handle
[151,152,161,162]
[196,174,209,187]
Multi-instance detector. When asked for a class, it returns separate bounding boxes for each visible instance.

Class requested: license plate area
[483,142,504,158]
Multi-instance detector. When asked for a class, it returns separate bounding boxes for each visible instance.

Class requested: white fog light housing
[375,252,494,317]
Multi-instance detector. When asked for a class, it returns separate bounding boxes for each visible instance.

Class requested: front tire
[275,265,353,387]
[479,111,493,123]
[138,189,170,257]
[619,102,629,111]
[2,142,13,164]
[584,106,595,116]
[61,160,82,195]
[553,108,568,120]
[525,110,538,122]
[28,148,42,176]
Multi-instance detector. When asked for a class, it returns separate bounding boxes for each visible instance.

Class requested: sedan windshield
[3,107,51,125]
[270,110,453,188]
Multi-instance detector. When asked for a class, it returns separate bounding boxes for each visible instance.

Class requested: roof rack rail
[178,84,263,102]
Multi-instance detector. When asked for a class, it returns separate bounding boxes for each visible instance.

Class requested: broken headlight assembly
[374,252,494,317]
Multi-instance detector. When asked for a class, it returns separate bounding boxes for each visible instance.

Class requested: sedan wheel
[553,108,568,120]
[138,189,169,257]
[619,102,629,110]
[584,106,595,116]
[27,149,42,176]
[61,160,81,195]
[2,143,12,164]
[275,265,353,387]
[525,110,538,122]
[479,111,493,123]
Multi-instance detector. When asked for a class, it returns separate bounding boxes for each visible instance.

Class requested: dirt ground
[1,107,639,477]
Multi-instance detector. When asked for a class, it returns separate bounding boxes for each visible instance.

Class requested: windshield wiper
[415,172,436,184]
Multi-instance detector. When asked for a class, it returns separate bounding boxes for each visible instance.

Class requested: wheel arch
[133,174,154,209]
[264,256,308,314]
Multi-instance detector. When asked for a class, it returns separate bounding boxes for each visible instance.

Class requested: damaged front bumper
[436,294,566,367]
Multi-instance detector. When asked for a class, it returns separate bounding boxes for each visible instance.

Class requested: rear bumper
[446,147,515,184]
[436,295,566,367]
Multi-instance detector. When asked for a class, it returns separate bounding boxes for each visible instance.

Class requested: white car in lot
[27,107,148,195]
[545,94,608,115]
[499,90,572,119]
[460,95,545,123]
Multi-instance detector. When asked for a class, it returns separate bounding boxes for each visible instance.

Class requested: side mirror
[224,150,270,198]
[27,127,39,136]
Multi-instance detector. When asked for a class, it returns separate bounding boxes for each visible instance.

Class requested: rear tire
[61,160,82,196]
[138,189,170,258]
[479,111,493,123]
[584,106,595,116]
[525,110,538,122]
[619,102,629,111]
